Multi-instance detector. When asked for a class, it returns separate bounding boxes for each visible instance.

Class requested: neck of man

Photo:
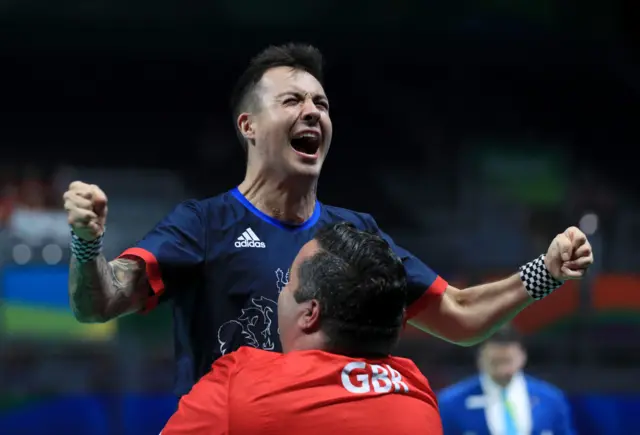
[285,332,390,358]
[488,374,514,388]
[281,331,326,354]
[238,168,318,224]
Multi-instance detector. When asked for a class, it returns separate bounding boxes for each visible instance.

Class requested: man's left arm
[377,220,593,346]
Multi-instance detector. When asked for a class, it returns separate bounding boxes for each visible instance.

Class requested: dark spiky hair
[230,43,325,152]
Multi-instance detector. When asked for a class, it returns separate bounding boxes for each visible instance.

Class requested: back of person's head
[293,222,408,355]
[230,43,324,152]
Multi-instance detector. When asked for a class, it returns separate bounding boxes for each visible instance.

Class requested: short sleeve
[118,200,205,312]
[364,215,448,319]
[161,352,236,435]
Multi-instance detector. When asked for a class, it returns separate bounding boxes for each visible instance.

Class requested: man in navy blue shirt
[63,43,594,397]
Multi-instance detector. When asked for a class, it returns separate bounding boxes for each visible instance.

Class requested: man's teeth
[295,133,319,140]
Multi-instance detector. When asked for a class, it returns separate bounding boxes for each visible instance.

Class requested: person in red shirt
[162,221,443,435]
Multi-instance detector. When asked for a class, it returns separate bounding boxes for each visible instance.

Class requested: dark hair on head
[293,222,408,356]
[230,43,325,152]
[484,325,523,346]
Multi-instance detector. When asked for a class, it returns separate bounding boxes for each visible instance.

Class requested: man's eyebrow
[275,91,328,101]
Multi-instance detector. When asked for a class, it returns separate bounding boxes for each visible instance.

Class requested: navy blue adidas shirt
[119,187,448,397]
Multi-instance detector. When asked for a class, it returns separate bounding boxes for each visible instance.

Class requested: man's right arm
[64,181,206,323]
[69,255,150,323]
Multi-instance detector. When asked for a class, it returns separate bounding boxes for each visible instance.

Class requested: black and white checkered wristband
[519,254,564,300]
[70,231,104,263]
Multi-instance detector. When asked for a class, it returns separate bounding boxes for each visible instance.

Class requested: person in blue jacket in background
[438,326,576,435]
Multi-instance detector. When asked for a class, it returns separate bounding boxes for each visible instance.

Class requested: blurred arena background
[1,1,639,434]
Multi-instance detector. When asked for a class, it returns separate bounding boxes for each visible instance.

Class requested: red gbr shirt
[162,347,443,435]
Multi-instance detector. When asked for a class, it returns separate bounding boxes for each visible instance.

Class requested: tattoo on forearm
[69,255,148,322]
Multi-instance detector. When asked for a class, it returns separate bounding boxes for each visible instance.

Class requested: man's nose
[300,99,321,124]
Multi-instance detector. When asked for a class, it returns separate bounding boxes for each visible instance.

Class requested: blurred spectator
[438,327,576,435]
[6,165,69,244]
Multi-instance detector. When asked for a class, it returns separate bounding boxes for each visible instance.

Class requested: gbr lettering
[341,361,409,394]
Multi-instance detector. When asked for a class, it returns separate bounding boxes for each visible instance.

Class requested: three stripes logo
[235,227,266,249]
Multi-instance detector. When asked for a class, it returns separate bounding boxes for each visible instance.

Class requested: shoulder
[438,375,481,404]
[189,189,251,230]
[230,347,282,369]
[234,346,278,359]
[386,354,424,373]
[524,375,568,404]
[195,190,239,217]
[208,347,280,378]
[386,355,431,384]
[321,204,378,231]
[157,193,230,231]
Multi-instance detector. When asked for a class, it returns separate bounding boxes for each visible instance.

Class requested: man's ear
[519,345,528,368]
[299,299,321,333]
[237,112,255,142]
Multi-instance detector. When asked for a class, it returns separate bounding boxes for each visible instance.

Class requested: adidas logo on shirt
[235,227,266,249]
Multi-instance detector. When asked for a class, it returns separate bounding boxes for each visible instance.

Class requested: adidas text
[234,240,266,249]
[236,228,265,248]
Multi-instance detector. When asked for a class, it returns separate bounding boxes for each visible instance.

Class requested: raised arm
[410,227,593,346]
[64,182,206,323]
[64,181,150,323]
[410,273,532,345]
[69,255,150,323]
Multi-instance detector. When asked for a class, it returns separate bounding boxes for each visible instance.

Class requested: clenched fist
[63,181,108,241]
[545,226,594,281]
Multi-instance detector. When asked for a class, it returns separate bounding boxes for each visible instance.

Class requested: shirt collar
[480,371,525,397]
